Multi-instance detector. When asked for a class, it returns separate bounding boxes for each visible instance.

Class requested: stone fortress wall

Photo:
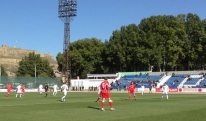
[0,45,58,74]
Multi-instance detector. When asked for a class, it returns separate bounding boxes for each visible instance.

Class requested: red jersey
[21,85,25,90]
[100,80,111,98]
[21,85,25,93]
[100,81,109,93]
[128,84,136,93]
[21,85,25,96]
[6,84,12,90]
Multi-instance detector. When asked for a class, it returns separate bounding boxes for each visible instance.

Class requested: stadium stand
[165,75,186,88]
[111,71,206,90]
[197,78,206,88]
[112,73,164,90]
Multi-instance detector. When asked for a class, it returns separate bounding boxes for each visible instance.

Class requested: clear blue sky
[0,0,206,60]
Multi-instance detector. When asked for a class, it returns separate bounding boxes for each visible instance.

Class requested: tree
[70,38,105,78]
[56,13,206,73]
[0,65,8,76]
[200,19,206,70]
[17,52,53,77]
[106,24,146,72]
[139,15,186,71]
[56,52,64,72]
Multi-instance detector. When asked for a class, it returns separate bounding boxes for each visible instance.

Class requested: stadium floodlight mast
[58,0,77,85]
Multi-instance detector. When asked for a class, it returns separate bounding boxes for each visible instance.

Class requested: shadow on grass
[87,106,101,110]
[119,98,131,100]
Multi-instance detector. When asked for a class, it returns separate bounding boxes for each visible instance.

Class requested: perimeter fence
[0,76,61,89]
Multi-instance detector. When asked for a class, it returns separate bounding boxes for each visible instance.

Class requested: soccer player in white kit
[39,84,43,94]
[161,83,169,99]
[16,84,22,98]
[53,84,59,96]
[141,84,145,95]
[95,86,102,102]
[61,82,68,102]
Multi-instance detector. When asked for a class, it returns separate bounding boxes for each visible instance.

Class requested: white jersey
[39,84,43,89]
[53,85,58,92]
[16,85,22,93]
[162,85,169,93]
[141,85,145,91]
[61,84,68,92]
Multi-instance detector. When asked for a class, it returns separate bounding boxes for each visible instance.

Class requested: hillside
[0,45,58,74]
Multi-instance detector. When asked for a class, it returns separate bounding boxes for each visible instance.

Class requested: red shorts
[129,90,135,94]
[7,90,11,93]
[101,92,110,99]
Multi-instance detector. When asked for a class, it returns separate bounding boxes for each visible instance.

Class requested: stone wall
[0,45,58,73]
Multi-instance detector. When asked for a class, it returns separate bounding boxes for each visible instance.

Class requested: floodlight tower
[58,0,77,85]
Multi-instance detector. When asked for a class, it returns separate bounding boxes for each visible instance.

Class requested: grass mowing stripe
[0,92,206,121]
[0,102,64,107]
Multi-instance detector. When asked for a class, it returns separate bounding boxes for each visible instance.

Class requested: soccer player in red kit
[99,78,115,111]
[21,84,25,96]
[127,81,137,100]
[6,83,12,97]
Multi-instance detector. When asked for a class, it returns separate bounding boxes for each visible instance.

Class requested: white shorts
[63,91,67,96]
[17,90,21,93]
[162,91,168,94]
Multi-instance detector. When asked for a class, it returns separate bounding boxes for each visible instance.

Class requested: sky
[0,0,206,60]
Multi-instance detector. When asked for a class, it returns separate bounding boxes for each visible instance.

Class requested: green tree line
[57,13,206,78]
[0,65,7,76]
[14,13,206,79]
[17,52,53,77]
[13,13,206,78]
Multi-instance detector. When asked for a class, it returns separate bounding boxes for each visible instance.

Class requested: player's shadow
[87,106,101,110]
[119,98,130,100]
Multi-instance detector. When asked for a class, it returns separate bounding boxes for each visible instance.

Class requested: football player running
[61,82,69,102]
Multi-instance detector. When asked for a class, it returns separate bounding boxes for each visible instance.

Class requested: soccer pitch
[0,92,206,121]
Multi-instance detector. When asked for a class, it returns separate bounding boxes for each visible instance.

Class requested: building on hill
[0,44,58,75]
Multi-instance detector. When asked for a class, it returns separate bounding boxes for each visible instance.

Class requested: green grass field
[0,91,206,121]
